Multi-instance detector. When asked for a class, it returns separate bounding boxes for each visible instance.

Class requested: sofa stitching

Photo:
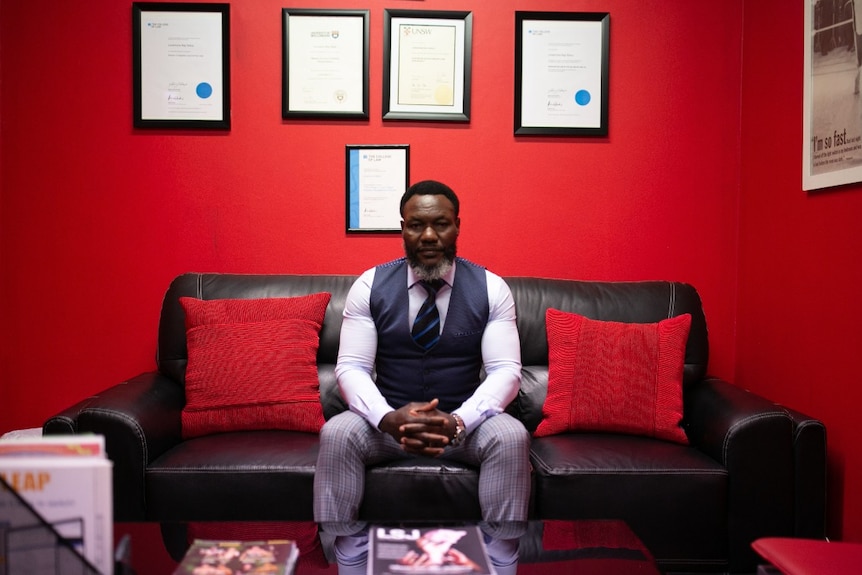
[538,469,728,475]
[668,282,676,317]
[722,411,789,464]
[81,405,149,507]
[530,450,727,475]
[793,418,826,442]
[152,467,317,473]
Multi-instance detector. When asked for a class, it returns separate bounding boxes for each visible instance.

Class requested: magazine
[0,434,105,457]
[368,525,495,575]
[172,539,300,575]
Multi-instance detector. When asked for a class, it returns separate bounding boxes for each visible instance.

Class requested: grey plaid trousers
[313,410,531,540]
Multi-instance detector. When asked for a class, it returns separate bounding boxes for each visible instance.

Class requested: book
[0,434,113,575]
[172,539,300,575]
[368,525,496,575]
[0,434,105,457]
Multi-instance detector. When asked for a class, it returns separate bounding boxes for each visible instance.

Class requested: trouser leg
[443,413,531,571]
[314,410,406,534]
[484,534,520,575]
[444,413,531,539]
[333,529,369,575]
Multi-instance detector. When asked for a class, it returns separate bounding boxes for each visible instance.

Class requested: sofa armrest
[785,407,827,539]
[684,377,795,573]
[43,395,100,434]
[43,372,185,521]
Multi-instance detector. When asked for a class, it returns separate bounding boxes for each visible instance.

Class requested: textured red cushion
[179,293,331,439]
[535,308,690,444]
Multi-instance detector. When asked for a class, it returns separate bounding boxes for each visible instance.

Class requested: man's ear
[455,217,461,234]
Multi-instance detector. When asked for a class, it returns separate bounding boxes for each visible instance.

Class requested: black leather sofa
[43,273,827,573]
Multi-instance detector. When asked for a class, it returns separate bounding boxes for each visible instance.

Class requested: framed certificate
[383,10,472,122]
[282,9,370,119]
[802,0,862,190]
[515,12,609,136]
[346,145,410,234]
[132,3,230,130]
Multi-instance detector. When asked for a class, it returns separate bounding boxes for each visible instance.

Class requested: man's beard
[406,242,457,281]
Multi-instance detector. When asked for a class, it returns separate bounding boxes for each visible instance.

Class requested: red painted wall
[739,1,862,542]
[7,0,861,567]
[0,0,741,428]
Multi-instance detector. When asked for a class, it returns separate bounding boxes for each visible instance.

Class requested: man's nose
[420,226,438,240]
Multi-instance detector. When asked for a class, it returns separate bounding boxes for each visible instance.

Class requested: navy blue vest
[370,258,490,412]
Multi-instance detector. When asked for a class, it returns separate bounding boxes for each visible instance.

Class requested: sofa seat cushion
[358,458,484,522]
[530,434,727,571]
[146,431,319,521]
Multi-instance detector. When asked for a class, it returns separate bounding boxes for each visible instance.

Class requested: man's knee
[319,411,367,445]
[481,414,530,448]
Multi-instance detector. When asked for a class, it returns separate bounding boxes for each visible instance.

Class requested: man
[314,180,531,575]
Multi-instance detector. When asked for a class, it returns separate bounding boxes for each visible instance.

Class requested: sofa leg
[159,522,189,561]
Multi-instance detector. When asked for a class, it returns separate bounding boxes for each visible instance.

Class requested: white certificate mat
[284,10,368,117]
[134,3,229,128]
[383,10,472,122]
[515,12,609,136]
[347,146,410,233]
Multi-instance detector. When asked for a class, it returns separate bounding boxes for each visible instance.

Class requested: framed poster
[132,3,230,129]
[803,0,862,190]
[282,9,369,119]
[383,10,472,122]
[515,11,609,136]
[346,145,410,233]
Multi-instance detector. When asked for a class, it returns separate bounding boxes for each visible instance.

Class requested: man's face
[401,193,460,279]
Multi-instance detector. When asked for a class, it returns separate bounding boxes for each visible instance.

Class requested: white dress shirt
[334,260,522,434]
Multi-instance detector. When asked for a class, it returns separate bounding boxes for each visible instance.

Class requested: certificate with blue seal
[515,12,610,136]
[133,3,230,130]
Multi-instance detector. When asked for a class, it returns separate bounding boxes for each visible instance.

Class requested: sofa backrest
[505,278,708,430]
[156,273,708,430]
[506,277,708,382]
[157,273,357,383]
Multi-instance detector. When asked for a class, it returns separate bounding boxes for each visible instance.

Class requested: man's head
[400,180,461,281]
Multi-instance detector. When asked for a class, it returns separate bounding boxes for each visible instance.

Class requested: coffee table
[517,520,661,575]
[176,519,661,575]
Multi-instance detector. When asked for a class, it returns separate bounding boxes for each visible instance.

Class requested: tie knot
[419,279,445,296]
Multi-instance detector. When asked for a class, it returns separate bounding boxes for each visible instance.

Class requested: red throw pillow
[535,308,690,444]
[179,293,331,439]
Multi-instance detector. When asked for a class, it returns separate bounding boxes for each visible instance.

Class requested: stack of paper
[0,434,113,575]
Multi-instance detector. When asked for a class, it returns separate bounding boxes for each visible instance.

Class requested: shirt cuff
[367,403,395,431]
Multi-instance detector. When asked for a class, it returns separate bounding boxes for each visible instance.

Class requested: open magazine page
[173,539,299,575]
[368,526,495,575]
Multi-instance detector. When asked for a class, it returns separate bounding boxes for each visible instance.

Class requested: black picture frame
[346,145,410,234]
[132,2,230,130]
[515,11,609,136]
[282,9,370,119]
[383,10,473,122]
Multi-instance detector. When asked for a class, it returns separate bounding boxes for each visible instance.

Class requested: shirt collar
[407,260,456,289]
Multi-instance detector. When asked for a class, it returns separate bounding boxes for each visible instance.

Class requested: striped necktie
[412,280,445,350]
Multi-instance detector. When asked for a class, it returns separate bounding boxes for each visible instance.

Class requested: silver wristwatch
[451,414,467,447]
